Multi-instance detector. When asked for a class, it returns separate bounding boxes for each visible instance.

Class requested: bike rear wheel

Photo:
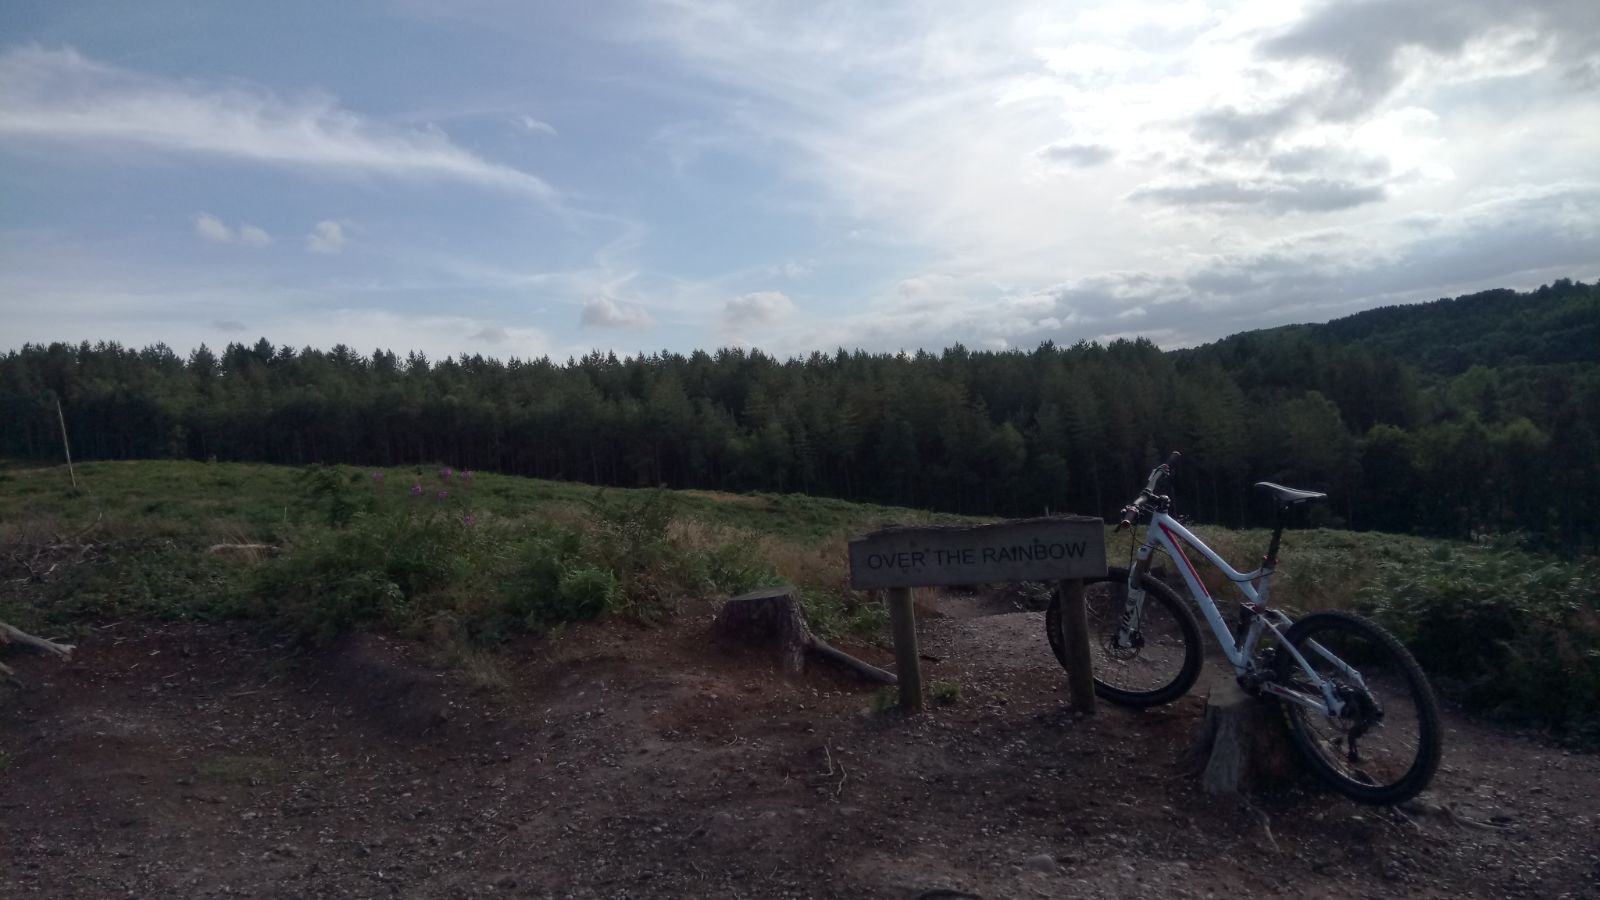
[1274,611,1442,804]
[1046,568,1202,707]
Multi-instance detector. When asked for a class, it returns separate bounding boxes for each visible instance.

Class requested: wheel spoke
[1278,612,1441,804]
[1048,571,1201,709]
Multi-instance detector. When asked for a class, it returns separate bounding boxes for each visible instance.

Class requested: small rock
[1023,853,1058,873]
[494,874,518,890]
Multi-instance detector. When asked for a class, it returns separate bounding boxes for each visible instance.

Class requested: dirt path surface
[3,598,1598,899]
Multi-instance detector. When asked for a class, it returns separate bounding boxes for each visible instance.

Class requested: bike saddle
[1254,482,1326,505]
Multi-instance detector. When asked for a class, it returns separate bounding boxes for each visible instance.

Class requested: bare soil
[3,595,1598,899]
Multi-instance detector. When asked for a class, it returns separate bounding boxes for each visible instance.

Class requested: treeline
[3,280,1597,549]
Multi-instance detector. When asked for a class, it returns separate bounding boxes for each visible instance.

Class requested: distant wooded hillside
[4,279,1597,550]
[1192,277,1598,375]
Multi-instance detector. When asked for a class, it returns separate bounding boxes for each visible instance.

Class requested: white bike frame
[1122,510,1358,718]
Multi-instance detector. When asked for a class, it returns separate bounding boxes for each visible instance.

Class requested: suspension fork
[1113,544,1156,649]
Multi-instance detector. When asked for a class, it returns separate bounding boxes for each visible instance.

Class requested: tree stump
[712,587,896,685]
[1185,673,1298,795]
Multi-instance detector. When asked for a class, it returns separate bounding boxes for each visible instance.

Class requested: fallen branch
[1399,799,1509,831]
[1243,800,1280,854]
[205,542,277,557]
[0,620,75,682]
[808,636,897,685]
[0,621,75,660]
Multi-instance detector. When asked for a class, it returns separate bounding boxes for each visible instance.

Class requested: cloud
[1190,104,1305,148]
[1129,177,1387,213]
[470,325,511,343]
[1187,0,1600,145]
[1267,145,1391,179]
[194,213,235,243]
[238,224,272,246]
[1036,142,1114,168]
[0,46,555,200]
[194,213,271,245]
[723,290,795,327]
[306,221,347,255]
[212,319,247,332]
[776,183,1599,354]
[517,115,558,136]
[579,295,653,328]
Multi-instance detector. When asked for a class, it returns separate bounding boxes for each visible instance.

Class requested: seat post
[1264,503,1287,567]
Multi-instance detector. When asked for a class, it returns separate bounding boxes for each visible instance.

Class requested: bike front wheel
[1046,567,1202,707]
[1274,611,1442,804]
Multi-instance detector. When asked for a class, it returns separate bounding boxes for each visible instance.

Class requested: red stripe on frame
[1158,523,1210,599]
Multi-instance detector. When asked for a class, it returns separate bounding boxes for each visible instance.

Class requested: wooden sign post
[848,516,1106,713]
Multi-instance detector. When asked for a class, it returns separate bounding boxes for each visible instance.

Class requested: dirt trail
[2,599,1597,899]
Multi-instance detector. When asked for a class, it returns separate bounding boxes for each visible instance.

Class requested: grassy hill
[2,459,1596,738]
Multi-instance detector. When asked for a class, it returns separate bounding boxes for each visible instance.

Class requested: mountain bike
[1045,452,1442,804]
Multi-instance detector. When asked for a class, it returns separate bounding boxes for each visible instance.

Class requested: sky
[2,0,1597,363]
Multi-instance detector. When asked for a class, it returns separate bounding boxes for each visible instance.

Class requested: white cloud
[300,311,549,361]
[306,220,347,255]
[194,213,235,243]
[0,46,555,200]
[517,115,558,136]
[579,295,654,328]
[1036,142,1114,168]
[723,290,795,327]
[194,213,271,246]
[238,224,272,246]
[636,0,1600,298]
[0,259,555,361]
[778,184,1600,354]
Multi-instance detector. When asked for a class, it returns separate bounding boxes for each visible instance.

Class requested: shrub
[248,471,484,642]
[250,508,470,642]
[1358,546,1600,739]
[582,489,699,621]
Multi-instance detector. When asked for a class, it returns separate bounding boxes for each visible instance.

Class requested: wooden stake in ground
[711,587,896,686]
[0,621,75,677]
[1057,578,1096,714]
[55,397,77,490]
[886,586,924,712]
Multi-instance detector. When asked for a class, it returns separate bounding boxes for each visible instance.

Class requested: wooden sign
[848,516,1106,590]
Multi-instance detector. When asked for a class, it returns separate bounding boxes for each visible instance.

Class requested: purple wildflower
[437,489,449,500]
[411,483,423,495]
[371,471,384,482]
[461,514,476,527]
[462,469,474,480]
[439,467,454,480]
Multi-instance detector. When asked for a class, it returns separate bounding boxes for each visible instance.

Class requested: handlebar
[1118,451,1181,530]
[1144,451,1181,493]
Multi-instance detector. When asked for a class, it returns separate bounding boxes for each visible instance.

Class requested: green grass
[0,460,959,643]
[4,459,1596,739]
[0,459,959,544]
